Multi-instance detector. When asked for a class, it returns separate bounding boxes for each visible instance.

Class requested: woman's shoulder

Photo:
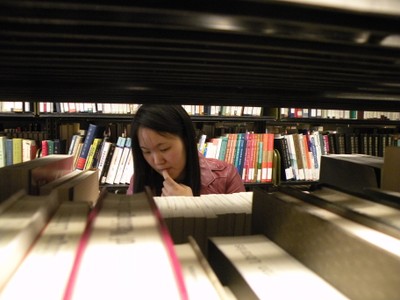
[199,153,234,171]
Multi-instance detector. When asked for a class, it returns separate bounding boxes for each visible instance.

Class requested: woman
[127,104,245,196]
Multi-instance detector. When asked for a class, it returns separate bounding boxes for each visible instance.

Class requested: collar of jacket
[198,152,227,187]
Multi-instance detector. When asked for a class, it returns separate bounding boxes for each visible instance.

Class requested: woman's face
[138,127,187,181]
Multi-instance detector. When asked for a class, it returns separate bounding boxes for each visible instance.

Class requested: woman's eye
[160,148,169,152]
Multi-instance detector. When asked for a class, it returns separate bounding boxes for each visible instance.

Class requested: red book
[41,140,49,157]
[266,133,274,182]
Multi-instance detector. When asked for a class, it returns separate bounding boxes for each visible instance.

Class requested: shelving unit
[0,1,399,185]
[0,2,400,299]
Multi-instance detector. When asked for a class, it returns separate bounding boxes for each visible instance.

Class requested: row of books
[1,122,134,185]
[0,128,48,140]
[199,130,400,183]
[0,162,188,299]
[67,124,133,185]
[198,131,323,183]
[154,192,253,253]
[280,107,400,120]
[0,137,37,167]
[323,131,400,157]
[0,101,140,114]
[182,105,263,117]
[0,101,32,113]
[0,155,398,299]
[273,131,400,182]
[0,136,69,168]
[3,101,400,120]
[0,156,239,299]
[58,122,130,151]
[0,102,264,117]
[52,102,141,114]
[0,188,390,299]
[198,132,276,183]
[42,103,264,117]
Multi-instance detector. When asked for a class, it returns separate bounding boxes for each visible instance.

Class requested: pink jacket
[126,153,245,195]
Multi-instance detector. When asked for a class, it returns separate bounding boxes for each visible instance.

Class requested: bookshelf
[1,102,399,190]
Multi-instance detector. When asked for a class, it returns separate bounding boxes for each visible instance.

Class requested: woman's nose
[152,152,165,164]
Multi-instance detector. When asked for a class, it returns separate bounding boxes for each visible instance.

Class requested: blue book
[76,124,104,170]
[5,138,13,166]
[236,133,248,176]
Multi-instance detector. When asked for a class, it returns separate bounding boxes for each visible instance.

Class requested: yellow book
[84,138,102,170]
[12,138,23,165]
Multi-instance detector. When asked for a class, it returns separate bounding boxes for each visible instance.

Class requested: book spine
[84,138,102,170]
[41,140,49,157]
[261,133,268,183]
[68,135,78,155]
[233,133,244,172]
[114,138,132,184]
[236,133,248,179]
[274,137,288,180]
[12,138,23,164]
[22,139,33,162]
[120,151,134,184]
[53,139,61,154]
[293,133,305,180]
[266,133,275,182]
[100,143,116,184]
[47,140,55,155]
[105,137,126,184]
[90,138,104,169]
[241,133,251,182]
[96,141,111,180]
[76,124,99,170]
[218,136,228,161]
[5,139,13,166]
[256,139,263,182]
[247,133,256,182]
[0,136,6,167]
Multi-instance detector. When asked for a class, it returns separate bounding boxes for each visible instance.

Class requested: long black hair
[131,104,201,196]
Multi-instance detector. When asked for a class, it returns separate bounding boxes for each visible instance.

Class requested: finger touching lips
[162,169,170,179]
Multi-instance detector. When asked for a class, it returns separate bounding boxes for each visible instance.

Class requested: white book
[120,150,134,184]
[22,139,36,162]
[298,134,311,180]
[70,192,185,300]
[0,190,61,292]
[0,201,89,300]
[105,137,126,184]
[96,140,112,180]
[285,134,299,180]
[0,136,6,168]
[154,192,253,249]
[204,142,217,159]
[113,138,131,184]
[175,237,227,300]
[209,235,349,300]
[40,169,99,207]
[103,103,111,113]
[13,102,23,113]
[62,102,69,113]
[213,137,223,160]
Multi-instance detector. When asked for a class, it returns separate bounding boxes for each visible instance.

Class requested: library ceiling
[0,0,400,110]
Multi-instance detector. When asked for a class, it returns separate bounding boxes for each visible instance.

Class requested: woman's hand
[161,170,193,196]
